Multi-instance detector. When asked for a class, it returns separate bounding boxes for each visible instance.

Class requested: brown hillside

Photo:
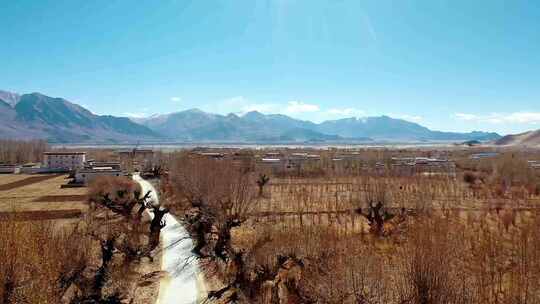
[495,129,540,146]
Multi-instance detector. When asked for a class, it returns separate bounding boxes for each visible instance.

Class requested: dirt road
[133,174,205,304]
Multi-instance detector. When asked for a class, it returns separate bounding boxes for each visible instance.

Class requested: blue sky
[2,0,540,135]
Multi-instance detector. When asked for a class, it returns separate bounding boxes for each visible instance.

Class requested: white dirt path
[133,174,206,304]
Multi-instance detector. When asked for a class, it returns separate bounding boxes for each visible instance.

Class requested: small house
[470,152,500,159]
[74,168,123,185]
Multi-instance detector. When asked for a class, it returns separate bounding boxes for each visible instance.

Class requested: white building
[43,152,86,170]
[391,156,456,176]
[74,167,123,184]
[257,158,285,173]
[470,152,499,159]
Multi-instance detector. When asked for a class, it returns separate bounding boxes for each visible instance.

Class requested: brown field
[0,174,61,190]
[241,176,540,303]
[0,174,88,218]
[33,194,87,202]
[0,209,83,221]
[0,174,32,185]
[246,172,540,237]
[256,177,540,214]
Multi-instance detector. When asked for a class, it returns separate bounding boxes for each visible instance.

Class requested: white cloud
[209,96,322,118]
[393,114,423,123]
[170,96,181,102]
[454,113,478,121]
[239,100,320,116]
[454,112,540,124]
[215,96,279,115]
[240,103,278,114]
[285,101,320,113]
[327,108,365,116]
[504,112,540,124]
[122,112,149,118]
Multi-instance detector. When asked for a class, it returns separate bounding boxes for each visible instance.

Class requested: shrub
[463,171,477,184]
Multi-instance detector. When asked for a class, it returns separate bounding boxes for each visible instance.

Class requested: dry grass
[0,210,83,221]
[0,174,90,302]
[165,149,540,304]
[230,209,540,303]
[0,219,89,304]
[0,172,163,303]
[257,175,488,215]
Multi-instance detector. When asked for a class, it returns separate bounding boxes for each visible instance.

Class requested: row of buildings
[469,152,500,159]
[0,152,86,174]
[256,152,456,176]
[529,160,540,170]
[192,149,458,176]
[0,149,156,185]
[257,152,322,173]
[390,157,456,176]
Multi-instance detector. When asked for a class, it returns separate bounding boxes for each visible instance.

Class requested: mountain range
[132,109,344,142]
[0,90,502,143]
[0,90,158,143]
[134,110,501,143]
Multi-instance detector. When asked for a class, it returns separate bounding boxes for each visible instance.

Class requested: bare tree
[88,176,168,255]
[148,206,169,252]
[256,174,270,197]
[356,180,397,236]
[168,155,262,301]
[88,176,152,220]
[0,139,48,164]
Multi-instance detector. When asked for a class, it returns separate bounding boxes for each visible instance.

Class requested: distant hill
[138,110,501,143]
[0,91,160,143]
[135,109,341,142]
[495,130,540,147]
[315,116,500,142]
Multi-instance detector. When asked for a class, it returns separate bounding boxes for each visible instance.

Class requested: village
[2,144,540,303]
[0,149,155,184]
[1,145,539,225]
[1,148,539,187]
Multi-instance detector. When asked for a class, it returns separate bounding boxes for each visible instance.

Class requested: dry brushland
[3,144,540,304]
[0,173,165,304]
[161,149,540,304]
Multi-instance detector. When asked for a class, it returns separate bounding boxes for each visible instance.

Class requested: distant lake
[52,141,473,151]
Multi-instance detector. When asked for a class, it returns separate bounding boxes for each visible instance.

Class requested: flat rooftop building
[43,151,86,170]
[470,152,500,159]
[74,168,123,185]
